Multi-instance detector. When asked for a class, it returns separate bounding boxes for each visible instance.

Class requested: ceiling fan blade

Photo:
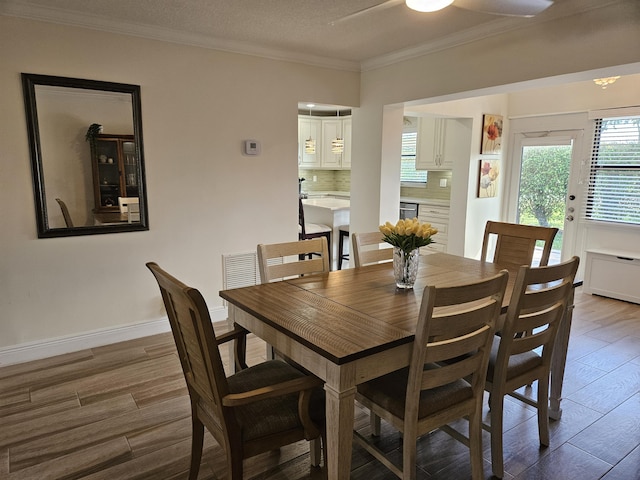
[454,0,554,17]
[330,0,404,25]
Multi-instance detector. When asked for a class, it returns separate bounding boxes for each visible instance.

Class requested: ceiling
[0,0,605,71]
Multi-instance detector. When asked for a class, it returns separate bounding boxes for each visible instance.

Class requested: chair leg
[189,415,204,480]
[537,375,550,446]
[370,412,381,436]
[310,437,322,467]
[468,408,484,480]
[490,393,505,479]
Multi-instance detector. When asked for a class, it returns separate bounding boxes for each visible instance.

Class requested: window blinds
[585,116,640,225]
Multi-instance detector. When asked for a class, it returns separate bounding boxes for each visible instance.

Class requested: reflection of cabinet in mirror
[90,134,138,213]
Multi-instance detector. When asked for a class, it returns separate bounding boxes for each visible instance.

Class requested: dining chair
[481,221,559,267]
[146,262,325,480]
[483,256,579,479]
[337,225,350,269]
[354,270,509,480]
[351,231,394,268]
[55,198,74,228]
[299,197,332,266]
[118,196,139,214]
[257,237,330,283]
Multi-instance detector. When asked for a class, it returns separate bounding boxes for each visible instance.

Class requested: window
[585,115,640,225]
[401,128,427,185]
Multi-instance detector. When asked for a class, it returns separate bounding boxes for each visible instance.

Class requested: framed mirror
[22,73,149,238]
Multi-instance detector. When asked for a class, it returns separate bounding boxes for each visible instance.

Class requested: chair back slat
[481,221,558,267]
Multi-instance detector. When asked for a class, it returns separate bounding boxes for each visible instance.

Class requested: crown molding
[0,1,361,72]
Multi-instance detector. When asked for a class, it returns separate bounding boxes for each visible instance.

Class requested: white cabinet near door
[341,117,352,169]
[418,203,449,253]
[298,117,322,168]
[416,117,470,170]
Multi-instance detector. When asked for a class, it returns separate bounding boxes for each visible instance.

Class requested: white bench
[583,248,640,304]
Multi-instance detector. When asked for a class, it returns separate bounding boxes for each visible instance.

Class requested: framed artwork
[477,159,500,198]
[481,114,503,154]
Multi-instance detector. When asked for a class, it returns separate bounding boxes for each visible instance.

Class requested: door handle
[566,215,574,222]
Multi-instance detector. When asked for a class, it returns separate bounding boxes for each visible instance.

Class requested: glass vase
[393,247,420,289]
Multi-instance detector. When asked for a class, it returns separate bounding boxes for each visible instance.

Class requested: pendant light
[406,0,454,13]
[331,109,344,154]
[304,105,316,154]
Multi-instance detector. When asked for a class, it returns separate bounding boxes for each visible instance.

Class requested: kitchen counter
[301,198,350,270]
[302,197,350,211]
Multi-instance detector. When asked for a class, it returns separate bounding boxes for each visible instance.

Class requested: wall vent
[222,252,261,298]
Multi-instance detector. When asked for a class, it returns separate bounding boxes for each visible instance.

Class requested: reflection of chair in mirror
[146,262,325,480]
[55,198,74,228]
[127,203,140,223]
[118,196,139,213]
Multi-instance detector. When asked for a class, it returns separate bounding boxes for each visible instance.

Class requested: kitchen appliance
[400,202,419,220]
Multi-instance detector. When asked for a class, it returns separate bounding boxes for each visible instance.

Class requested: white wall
[0,15,359,359]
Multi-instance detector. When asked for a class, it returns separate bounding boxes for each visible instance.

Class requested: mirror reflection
[22,74,148,237]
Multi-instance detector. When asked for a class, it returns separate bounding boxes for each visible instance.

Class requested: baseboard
[0,306,228,367]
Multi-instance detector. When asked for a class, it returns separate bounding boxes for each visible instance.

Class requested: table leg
[549,287,576,420]
[324,367,356,480]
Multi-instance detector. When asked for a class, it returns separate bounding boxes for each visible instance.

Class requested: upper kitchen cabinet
[298,117,322,168]
[298,115,351,169]
[416,117,470,170]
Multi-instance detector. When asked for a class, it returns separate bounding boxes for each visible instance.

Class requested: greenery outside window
[401,129,427,186]
[585,115,640,225]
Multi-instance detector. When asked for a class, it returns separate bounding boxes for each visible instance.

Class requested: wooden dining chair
[483,256,579,479]
[354,270,509,480]
[351,231,394,268]
[481,221,559,267]
[146,262,325,480]
[257,237,330,283]
[55,198,74,228]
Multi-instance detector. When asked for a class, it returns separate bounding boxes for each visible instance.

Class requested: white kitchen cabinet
[298,115,351,169]
[418,203,450,254]
[321,118,343,168]
[298,117,322,168]
[416,117,469,170]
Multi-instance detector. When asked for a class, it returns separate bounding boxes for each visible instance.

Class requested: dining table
[220,252,576,479]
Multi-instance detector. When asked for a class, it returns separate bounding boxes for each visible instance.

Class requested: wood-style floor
[1,288,639,479]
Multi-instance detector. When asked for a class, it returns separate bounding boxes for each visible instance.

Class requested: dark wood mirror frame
[22,73,149,238]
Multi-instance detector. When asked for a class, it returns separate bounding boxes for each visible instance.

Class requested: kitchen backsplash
[401,170,452,200]
[299,169,351,192]
[299,168,451,201]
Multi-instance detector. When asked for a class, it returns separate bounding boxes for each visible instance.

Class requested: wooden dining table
[220,252,576,479]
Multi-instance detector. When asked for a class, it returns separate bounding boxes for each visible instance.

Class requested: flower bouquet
[379,218,438,288]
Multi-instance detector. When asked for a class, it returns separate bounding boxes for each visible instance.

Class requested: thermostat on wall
[243,139,261,156]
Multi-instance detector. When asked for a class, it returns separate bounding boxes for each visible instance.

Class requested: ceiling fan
[331,0,554,24]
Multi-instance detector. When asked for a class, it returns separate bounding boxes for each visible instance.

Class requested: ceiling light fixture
[593,76,620,89]
[405,0,454,13]
[331,109,344,154]
[304,106,316,154]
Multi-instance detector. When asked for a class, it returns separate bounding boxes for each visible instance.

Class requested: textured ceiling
[0,0,600,70]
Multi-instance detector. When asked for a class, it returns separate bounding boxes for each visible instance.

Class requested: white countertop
[302,197,350,211]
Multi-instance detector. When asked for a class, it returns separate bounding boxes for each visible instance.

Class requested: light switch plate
[243,140,260,155]
[439,179,447,187]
